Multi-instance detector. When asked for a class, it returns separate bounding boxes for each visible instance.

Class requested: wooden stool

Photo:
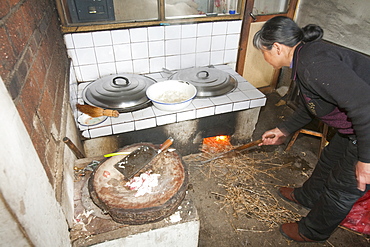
[285,123,329,158]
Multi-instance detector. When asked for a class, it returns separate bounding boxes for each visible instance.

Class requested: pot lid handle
[112,76,130,86]
[196,70,209,79]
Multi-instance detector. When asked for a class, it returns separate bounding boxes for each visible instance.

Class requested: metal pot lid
[170,67,237,97]
[83,74,155,112]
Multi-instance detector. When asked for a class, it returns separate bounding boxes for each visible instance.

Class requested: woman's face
[261,44,287,69]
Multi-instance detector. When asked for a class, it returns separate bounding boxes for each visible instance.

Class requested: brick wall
[0,0,69,189]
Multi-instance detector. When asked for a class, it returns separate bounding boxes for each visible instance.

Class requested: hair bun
[302,24,324,42]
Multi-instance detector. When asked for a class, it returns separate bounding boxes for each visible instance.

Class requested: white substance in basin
[156,91,189,103]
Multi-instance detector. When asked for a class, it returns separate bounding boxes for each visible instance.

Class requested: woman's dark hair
[253,16,323,50]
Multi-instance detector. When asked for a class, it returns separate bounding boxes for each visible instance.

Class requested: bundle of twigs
[185,147,302,228]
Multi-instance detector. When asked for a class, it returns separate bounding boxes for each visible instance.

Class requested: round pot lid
[170,67,237,97]
[83,74,155,112]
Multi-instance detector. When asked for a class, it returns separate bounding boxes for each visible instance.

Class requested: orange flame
[202,135,232,153]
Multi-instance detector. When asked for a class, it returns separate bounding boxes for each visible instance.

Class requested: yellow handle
[104,152,131,157]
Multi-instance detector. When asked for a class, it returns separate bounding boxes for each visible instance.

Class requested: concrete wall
[295,0,370,55]
[0,77,70,246]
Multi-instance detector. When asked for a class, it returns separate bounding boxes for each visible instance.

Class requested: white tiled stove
[77,64,266,139]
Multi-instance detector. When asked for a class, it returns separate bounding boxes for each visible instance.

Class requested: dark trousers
[294,133,369,241]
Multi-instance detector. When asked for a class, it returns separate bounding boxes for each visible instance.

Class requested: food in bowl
[146,80,197,111]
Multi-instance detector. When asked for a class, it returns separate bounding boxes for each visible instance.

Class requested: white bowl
[146,80,197,111]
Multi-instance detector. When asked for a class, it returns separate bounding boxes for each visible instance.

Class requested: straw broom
[76,104,119,118]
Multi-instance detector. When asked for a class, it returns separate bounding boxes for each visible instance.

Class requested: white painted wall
[0,77,71,247]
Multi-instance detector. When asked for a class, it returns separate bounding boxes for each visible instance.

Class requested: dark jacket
[278,41,370,162]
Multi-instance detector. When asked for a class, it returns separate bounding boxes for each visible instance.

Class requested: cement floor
[185,92,370,247]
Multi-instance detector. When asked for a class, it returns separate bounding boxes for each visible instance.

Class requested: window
[58,0,245,33]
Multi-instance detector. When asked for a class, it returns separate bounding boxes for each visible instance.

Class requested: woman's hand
[356,161,370,191]
[259,127,287,146]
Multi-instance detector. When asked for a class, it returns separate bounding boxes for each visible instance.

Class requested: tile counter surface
[77,65,266,139]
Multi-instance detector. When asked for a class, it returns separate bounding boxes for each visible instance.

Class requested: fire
[202,135,232,153]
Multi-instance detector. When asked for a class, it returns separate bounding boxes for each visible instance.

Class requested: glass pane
[253,0,289,15]
[165,0,240,18]
[113,0,159,21]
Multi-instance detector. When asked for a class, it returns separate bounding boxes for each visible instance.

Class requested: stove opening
[202,135,233,154]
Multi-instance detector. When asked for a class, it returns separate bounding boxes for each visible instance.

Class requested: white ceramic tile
[72,32,93,48]
[111,29,130,44]
[132,106,155,120]
[133,59,150,74]
[146,72,164,81]
[227,20,242,34]
[92,31,112,46]
[135,118,156,130]
[210,95,232,105]
[95,46,115,63]
[130,27,148,43]
[210,50,224,65]
[233,101,251,111]
[116,60,134,73]
[73,66,83,81]
[215,103,233,114]
[131,42,149,59]
[67,49,78,66]
[149,57,165,73]
[211,35,226,51]
[149,41,165,57]
[227,91,249,102]
[64,34,74,49]
[224,49,238,64]
[113,43,132,61]
[112,122,135,134]
[177,110,196,122]
[242,89,265,99]
[225,34,240,49]
[75,48,96,65]
[181,53,196,69]
[214,64,233,71]
[165,39,181,56]
[89,126,112,138]
[181,24,197,38]
[196,36,211,53]
[196,107,215,118]
[111,112,134,124]
[250,98,266,108]
[80,64,99,81]
[98,63,117,77]
[195,52,210,67]
[181,38,196,54]
[156,114,177,126]
[192,98,214,108]
[238,81,257,91]
[197,22,212,37]
[148,26,165,41]
[212,22,228,35]
[165,25,181,40]
[165,55,181,70]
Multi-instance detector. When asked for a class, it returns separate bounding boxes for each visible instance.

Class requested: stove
[76,64,266,155]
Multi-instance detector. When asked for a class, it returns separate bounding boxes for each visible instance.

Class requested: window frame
[56,0,246,33]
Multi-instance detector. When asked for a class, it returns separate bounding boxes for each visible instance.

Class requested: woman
[254,16,370,242]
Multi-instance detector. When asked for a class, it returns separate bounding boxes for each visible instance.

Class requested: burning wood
[202,135,233,154]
